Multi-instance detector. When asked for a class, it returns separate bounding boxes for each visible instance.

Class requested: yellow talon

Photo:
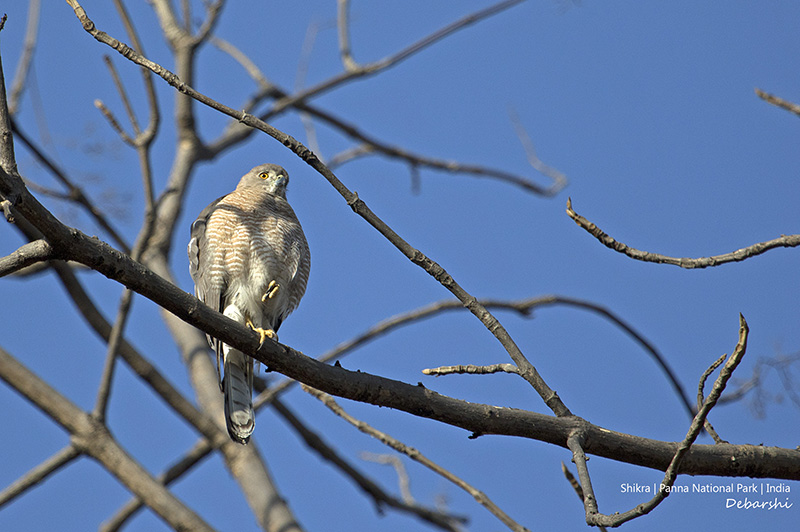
[247,319,277,346]
[261,280,280,302]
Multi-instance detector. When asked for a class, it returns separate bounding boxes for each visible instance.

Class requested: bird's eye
[258,172,268,179]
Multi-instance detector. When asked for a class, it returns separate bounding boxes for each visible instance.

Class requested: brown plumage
[188,164,310,443]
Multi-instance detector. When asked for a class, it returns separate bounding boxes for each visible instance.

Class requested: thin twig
[273,397,463,531]
[190,0,224,47]
[575,315,750,528]
[0,239,54,277]
[95,98,134,145]
[103,55,140,136]
[305,385,530,532]
[319,108,564,195]
[566,198,800,268]
[111,0,160,144]
[755,88,800,118]
[508,106,568,192]
[336,0,358,71]
[559,462,608,532]
[66,0,571,419]
[211,33,557,195]
[360,452,414,504]
[8,0,41,114]
[9,118,131,254]
[295,20,326,160]
[560,461,583,501]
[423,363,520,376]
[93,289,136,421]
[0,445,80,508]
[697,353,727,443]
[266,0,527,117]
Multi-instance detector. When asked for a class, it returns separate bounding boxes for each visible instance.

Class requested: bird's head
[239,164,289,198]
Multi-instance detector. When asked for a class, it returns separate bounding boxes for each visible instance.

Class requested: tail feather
[223,347,255,444]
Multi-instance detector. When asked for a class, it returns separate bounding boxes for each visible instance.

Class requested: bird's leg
[261,280,280,302]
[246,317,277,347]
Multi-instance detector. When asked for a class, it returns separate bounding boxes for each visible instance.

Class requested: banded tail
[223,347,255,444]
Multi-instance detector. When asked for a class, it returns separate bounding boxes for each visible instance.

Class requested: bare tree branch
[299,294,693,419]
[305,385,529,532]
[566,198,800,268]
[572,315,749,528]
[507,106,568,192]
[0,444,79,508]
[9,117,131,254]
[336,0,358,71]
[101,440,214,532]
[272,396,464,532]
[66,0,572,420]
[359,453,413,504]
[266,0,527,118]
[697,354,727,444]
[0,238,53,277]
[8,0,41,114]
[560,462,592,524]
[210,33,559,195]
[422,363,520,376]
[129,289,693,508]
[111,0,160,144]
[2,163,795,480]
[755,88,800,118]
[0,346,216,532]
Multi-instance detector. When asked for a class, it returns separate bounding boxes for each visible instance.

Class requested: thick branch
[0,346,214,532]
[582,315,750,528]
[66,0,571,419]
[1,165,797,479]
[10,118,131,254]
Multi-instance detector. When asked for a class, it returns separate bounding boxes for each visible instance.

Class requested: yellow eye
[258,172,268,179]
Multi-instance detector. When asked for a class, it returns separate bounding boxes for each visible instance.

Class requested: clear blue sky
[1,1,798,531]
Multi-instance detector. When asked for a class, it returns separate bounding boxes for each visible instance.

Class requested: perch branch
[66,0,571,418]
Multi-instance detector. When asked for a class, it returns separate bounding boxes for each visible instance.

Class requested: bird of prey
[188,164,310,444]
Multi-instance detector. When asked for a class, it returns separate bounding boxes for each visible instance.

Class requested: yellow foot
[247,319,277,346]
[261,280,280,302]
